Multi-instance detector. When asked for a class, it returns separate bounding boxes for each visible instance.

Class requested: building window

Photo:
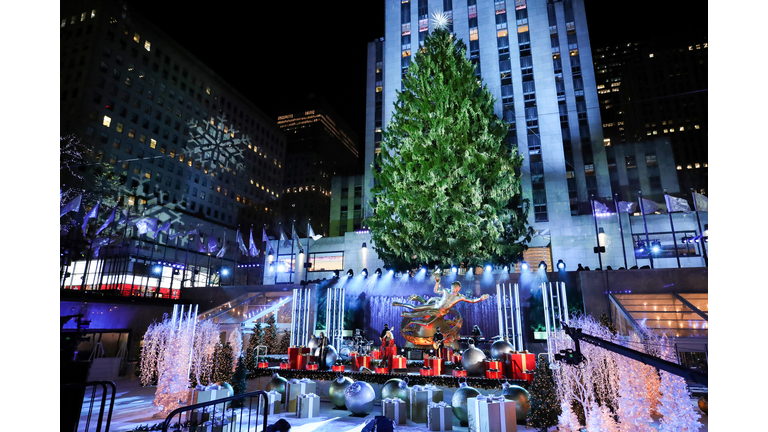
[103,115,112,127]
[144,40,151,51]
[469,28,479,41]
[150,138,157,148]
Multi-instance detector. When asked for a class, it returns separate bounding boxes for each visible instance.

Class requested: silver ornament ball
[451,383,481,423]
[307,336,319,350]
[328,376,354,408]
[461,345,487,376]
[344,381,376,415]
[490,339,514,360]
[313,345,339,370]
[380,378,408,402]
[266,374,288,403]
[501,384,530,424]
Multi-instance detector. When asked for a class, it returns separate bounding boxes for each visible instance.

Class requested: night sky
[126,0,706,143]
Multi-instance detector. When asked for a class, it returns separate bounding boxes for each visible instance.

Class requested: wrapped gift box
[372,349,383,360]
[451,353,462,364]
[296,393,320,418]
[352,354,371,371]
[485,369,503,379]
[285,378,317,413]
[452,369,468,378]
[306,362,319,371]
[332,364,345,372]
[288,347,310,369]
[257,361,269,369]
[392,356,407,370]
[504,352,535,382]
[382,397,407,425]
[428,401,454,431]
[296,354,317,371]
[188,384,223,405]
[438,347,453,360]
[280,362,292,369]
[409,384,443,423]
[485,360,502,372]
[420,366,433,376]
[426,357,445,376]
[261,390,282,415]
[375,366,389,374]
[468,395,517,432]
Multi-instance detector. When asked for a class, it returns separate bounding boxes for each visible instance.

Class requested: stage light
[389,269,394,275]
[503,265,508,271]
[557,260,566,271]
[651,240,661,253]
[221,268,230,276]
[152,265,162,274]
[539,261,547,271]
[333,270,340,278]
[277,263,286,273]
[362,268,368,278]
[636,240,645,253]
[375,268,382,276]
[521,261,529,271]
[347,269,354,277]
[362,242,367,249]
[419,267,426,273]
[451,266,458,273]
[485,265,492,272]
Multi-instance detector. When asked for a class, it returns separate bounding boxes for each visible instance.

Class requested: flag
[262,228,270,243]
[292,226,304,253]
[279,228,290,248]
[154,220,172,238]
[665,195,692,214]
[617,201,636,213]
[308,225,323,241]
[249,228,259,257]
[208,230,219,253]
[216,243,227,258]
[197,232,206,253]
[95,206,115,236]
[91,235,115,257]
[117,209,130,225]
[236,229,248,255]
[693,193,708,212]
[638,198,663,215]
[591,200,610,215]
[60,194,82,217]
[82,201,100,236]
[169,226,185,240]
[134,217,158,235]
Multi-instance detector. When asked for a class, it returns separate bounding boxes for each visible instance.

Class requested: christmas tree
[599,313,617,336]
[527,354,561,431]
[278,330,291,354]
[230,356,248,408]
[263,313,279,354]
[212,342,234,384]
[245,323,264,371]
[367,25,532,270]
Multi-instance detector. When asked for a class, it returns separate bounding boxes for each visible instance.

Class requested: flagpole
[182,230,191,288]
[144,228,159,296]
[613,194,628,269]
[306,219,311,283]
[80,221,95,291]
[290,220,296,284]
[118,210,131,294]
[193,232,201,288]
[234,226,240,286]
[262,224,267,285]
[690,188,709,267]
[98,207,118,291]
[220,228,226,286]
[156,225,171,297]
[637,191,654,269]
[61,218,79,290]
[275,223,281,285]
[664,190,682,269]
[590,194,603,270]
[168,224,177,293]
[206,231,214,287]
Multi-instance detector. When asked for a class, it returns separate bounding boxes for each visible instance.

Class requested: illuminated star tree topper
[430,9,451,31]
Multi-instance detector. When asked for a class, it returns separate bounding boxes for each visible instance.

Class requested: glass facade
[611,293,708,338]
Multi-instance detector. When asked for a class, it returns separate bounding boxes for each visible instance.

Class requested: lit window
[91,9,96,18]
[402,50,411,57]
[145,171,151,179]
[144,40,151,51]
[206,87,211,95]
[603,138,611,146]
[150,139,157,148]
[116,122,124,133]
[61,18,66,27]
[652,130,657,135]
[677,165,682,170]
[71,16,76,24]
[703,163,707,167]
[81,12,86,21]
[695,163,700,168]
[597,85,605,90]
[663,129,668,134]
[649,53,654,58]
[679,127,684,132]
[376,86,382,92]
[103,115,112,127]
[695,124,700,129]
[469,28,478,41]
[497,29,508,38]
[687,165,692,169]
[518,25,528,33]
[703,42,708,48]
[134,33,140,43]
[688,46,693,51]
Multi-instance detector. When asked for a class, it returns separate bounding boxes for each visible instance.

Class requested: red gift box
[306,363,319,371]
[420,367,433,376]
[451,353,462,364]
[391,356,407,370]
[288,347,310,369]
[257,362,269,369]
[485,360,502,372]
[375,366,389,374]
[352,355,371,371]
[486,369,503,379]
[332,365,345,372]
[504,352,535,382]
[280,362,292,369]
[372,350,383,360]
[438,347,453,359]
[452,369,468,377]
[297,354,317,371]
[425,357,444,376]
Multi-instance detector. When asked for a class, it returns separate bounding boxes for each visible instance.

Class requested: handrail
[162,390,269,432]
[61,380,117,432]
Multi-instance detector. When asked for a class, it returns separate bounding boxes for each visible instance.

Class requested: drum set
[338,329,373,358]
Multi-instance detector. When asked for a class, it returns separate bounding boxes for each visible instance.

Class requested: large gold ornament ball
[451,384,481,423]
[328,376,354,408]
[344,381,376,415]
[461,345,487,376]
[380,378,409,402]
[266,374,288,403]
[501,384,530,424]
[697,396,708,415]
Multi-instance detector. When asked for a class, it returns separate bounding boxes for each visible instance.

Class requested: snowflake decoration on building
[183,115,248,178]
[430,9,452,31]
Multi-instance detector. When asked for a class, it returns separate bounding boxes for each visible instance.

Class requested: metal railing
[61,380,117,432]
[162,391,270,432]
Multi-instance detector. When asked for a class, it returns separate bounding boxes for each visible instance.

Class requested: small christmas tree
[263,313,279,354]
[245,323,264,371]
[599,313,618,335]
[213,342,235,384]
[278,330,291,354]
[585,402,619,432]
[230,356,248,408]
[528,354,561,431]
[558,401,582,432]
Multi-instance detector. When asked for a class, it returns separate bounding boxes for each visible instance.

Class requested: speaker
[408,350,423,360]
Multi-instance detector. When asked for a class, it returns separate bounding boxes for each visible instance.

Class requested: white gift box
[467,395,517,432]
[428,401,454,431]
[409,384,444,423]
[285,378,317,413]
[382,398,407,425]
[296,393,320,418]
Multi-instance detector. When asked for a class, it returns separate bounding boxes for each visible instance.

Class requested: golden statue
[392,276,490,348]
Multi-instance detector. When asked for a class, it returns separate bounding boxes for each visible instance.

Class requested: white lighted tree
[228,327,243,371]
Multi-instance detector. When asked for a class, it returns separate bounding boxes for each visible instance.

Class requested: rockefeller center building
[368,0,701,271]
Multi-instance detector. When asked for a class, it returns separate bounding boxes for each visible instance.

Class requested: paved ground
[77,376,708,432]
